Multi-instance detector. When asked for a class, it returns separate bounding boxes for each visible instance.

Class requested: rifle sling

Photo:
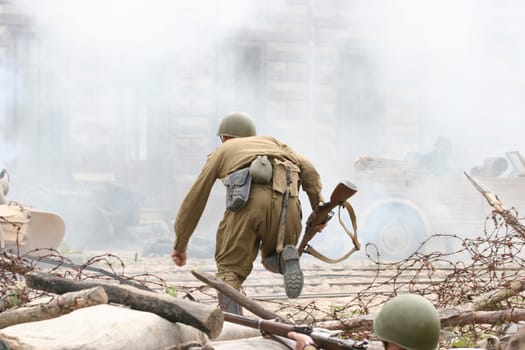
[303,201,360,264]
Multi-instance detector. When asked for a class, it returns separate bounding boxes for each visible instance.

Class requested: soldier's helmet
[217,112,256,138]
[373,294,440,350]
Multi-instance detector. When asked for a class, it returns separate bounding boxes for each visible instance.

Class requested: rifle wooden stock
[223,312,367,350]
[298,180,358,256]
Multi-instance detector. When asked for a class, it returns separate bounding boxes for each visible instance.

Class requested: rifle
[297,180,360,263]
[224,312,367,350]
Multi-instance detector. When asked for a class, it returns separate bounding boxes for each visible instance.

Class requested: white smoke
[347,0,525,168]
[3,0,525,257]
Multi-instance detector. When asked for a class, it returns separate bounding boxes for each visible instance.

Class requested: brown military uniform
[174,136,323,290]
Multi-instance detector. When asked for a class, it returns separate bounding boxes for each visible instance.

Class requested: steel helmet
[373,294,440,350]
[217,112,256,138]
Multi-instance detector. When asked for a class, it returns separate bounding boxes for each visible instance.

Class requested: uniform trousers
[215,183,302,290]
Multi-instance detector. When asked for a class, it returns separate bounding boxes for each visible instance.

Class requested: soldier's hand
[288,331,317,350]
[306,215,327,233]
[171,249,187,266]
[306,203,334,228]
[313,223,327,233]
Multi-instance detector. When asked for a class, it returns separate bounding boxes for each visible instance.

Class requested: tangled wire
[1,179,525,345]
[0,249,168,312]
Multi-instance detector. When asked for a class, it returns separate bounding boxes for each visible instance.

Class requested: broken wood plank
[24,271,223,339]
[0,286,108,329]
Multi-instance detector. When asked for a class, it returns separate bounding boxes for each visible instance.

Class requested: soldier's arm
[173,154,221,253]
[296,155,324,210]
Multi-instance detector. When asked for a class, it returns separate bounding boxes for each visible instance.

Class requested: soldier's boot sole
[281,245,303,298]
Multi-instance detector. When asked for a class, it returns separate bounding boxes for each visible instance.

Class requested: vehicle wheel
[361,201,427,261]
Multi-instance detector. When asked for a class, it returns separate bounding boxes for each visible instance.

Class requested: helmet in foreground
[217,112,256,138]
[373,294,440,350]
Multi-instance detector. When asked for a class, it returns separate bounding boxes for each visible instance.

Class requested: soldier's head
[373,294,440,350]
[217,112,256,143]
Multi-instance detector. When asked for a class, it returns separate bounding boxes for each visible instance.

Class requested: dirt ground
[61,249,387,321]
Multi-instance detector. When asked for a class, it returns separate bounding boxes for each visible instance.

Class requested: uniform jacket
[173,135,323,252]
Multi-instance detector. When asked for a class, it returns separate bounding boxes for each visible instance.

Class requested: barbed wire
[251,207,525,344]
[2,204,525,345]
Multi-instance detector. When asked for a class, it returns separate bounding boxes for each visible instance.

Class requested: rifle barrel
[223,312,308,338]
[223,312,367,350]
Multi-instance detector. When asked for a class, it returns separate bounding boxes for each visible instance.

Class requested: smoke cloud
[2,0,525,258]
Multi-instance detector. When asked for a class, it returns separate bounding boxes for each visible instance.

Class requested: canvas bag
[272,159,300,197]
[223,167,252,211]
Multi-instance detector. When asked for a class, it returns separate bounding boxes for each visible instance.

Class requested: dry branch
[464,172,507,213]
[472,279,525,311]
[314,314,374,332]
[0,252,33,275]
[315,308,525,332]
[440,308,525,327]
[24,271,223,339]
[0,286,108,329]
[464,171,525,237]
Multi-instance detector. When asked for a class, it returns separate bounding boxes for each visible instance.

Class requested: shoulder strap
[302,201,360,264]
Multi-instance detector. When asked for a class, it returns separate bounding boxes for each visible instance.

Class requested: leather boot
[218,293,243,315]
[280,245,303,298]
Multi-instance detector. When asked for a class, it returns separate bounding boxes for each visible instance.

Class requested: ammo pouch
[272,159,300,197]
[223,167,252,211]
